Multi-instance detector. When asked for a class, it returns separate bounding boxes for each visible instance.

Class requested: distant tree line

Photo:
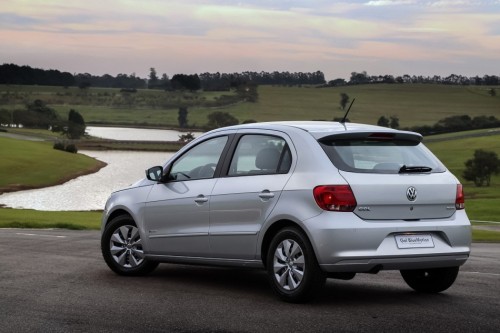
[327,71,500,87]
[0,63,74,86]
[0,64,326,90]
[404,115,500,136]
[2,63,498,91]
[75,72,146,89]
[199,71,326,91]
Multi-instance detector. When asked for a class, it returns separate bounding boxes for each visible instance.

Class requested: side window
[228,135,292,176]
[170,136,228,181]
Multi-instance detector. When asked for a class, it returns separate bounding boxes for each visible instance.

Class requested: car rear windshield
[319,137,446,174]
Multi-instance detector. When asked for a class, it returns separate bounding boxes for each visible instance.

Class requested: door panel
[144,179,217,256]
[209,174,290,259]
[143,135,229,256]
[209,133,293,259]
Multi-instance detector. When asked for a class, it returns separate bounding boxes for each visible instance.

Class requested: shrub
[53,141,65,151]
[65,144,78,153]
[207,112,239,129]
[53,141,78,153]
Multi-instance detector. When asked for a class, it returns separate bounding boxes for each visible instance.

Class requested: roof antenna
[340,98,355,124]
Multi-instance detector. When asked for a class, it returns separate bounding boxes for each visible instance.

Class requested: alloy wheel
[273,239,305,290]
[109,225,144,268]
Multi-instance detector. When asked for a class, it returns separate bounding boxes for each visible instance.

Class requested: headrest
[255,147,280,170]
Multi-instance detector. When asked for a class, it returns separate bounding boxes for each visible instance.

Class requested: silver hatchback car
[101,121,471,302]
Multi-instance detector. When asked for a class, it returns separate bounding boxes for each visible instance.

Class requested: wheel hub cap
[273,239,305,291]
[109,225,144,268]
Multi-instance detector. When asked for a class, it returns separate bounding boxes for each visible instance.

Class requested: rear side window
[319,138,445,174]
[228,135,292,176]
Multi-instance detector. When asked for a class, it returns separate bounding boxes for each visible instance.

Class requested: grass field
[2,84,499,128]
[0,208,101,229]
[425,130,500,222]
[0,136,105,193]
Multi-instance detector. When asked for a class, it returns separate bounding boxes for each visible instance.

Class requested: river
[0,150,174,211]
[0,126,200,211]
[86,126,203,141]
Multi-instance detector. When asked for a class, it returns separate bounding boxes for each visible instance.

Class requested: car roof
[211,121,421,140]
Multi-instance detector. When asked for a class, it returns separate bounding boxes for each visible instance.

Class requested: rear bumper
[305,210,472,273]
[320,253,469,273]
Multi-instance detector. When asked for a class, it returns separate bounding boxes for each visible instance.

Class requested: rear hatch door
[319,131,458,220]
[339,171,457,220]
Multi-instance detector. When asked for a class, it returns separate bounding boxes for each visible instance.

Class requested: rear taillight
[456,184,465,210]
[313,185,357,212]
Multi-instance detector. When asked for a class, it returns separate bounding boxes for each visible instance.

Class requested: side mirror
[146,166,164,182]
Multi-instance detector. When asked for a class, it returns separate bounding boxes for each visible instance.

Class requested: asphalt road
[0,229,499,333]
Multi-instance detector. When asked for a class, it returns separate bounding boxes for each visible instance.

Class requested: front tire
[266,227,326,303]
[400,266,459,293]
[101,215,158,276]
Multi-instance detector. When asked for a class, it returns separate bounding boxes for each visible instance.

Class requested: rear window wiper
[399,165,432,173]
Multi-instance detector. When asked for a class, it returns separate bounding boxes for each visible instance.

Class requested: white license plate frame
[395,234,435,249]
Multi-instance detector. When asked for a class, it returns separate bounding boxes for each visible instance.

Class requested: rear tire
[101,215,159,276]
[400,266,459,293]
[266,227,326,303]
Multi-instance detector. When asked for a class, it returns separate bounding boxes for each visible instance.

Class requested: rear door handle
[194,195,209,204]
[259,190,275,199]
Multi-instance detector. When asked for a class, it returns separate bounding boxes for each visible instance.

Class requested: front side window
[228,135,291,176]
[320,138,445,174]
[170,136,228,181]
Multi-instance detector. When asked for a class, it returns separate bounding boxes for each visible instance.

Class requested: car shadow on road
[97,264,460,306]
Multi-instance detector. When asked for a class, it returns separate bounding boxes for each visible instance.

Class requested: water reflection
[86,126,203,141]
[0,150,173,211]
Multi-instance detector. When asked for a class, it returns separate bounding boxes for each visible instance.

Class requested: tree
[377,116,390,127]
[463,149,499,187]
[19,100,61,129]
[160,73,171,90]
[339,93,350,110]
[178,107,188,128]
[207,112,238,129]
[389,115,400,129]
[178,132,195,143]
[171,74,201,91]
[148,68,159,88]
[67,109,86,139]
[0,109,11,126]
[328,78,346,86]
[236,83,258,102]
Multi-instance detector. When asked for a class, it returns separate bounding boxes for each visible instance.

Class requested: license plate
[395,234,435,249]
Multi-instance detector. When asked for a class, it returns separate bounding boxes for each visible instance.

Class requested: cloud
[365,0,415,6]
[1,0,499,78]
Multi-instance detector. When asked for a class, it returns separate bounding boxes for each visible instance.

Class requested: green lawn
[425,131,500,222]
[0,136,105,192]
[0,208,101,230]
[472,228,500,242]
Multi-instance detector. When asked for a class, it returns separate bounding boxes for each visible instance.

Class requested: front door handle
[259,190,275,199]
[194,195,209,204]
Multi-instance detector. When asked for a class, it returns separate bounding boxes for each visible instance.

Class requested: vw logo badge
[406,187,417,201]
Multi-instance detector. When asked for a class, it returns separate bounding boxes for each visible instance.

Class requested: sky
[1,0,499,80]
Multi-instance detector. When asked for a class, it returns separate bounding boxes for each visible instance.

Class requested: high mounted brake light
[313,185,357,212]
[368,133,395,140]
